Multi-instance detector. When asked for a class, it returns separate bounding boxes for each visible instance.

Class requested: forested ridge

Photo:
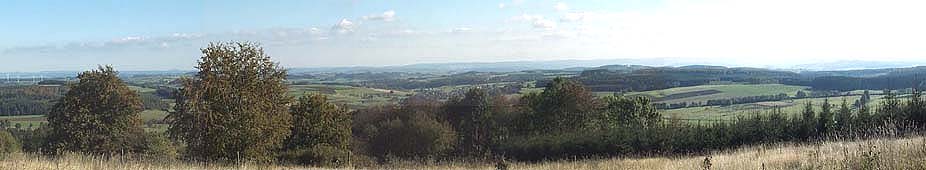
[0,86,66,116]
[571,65,926,92]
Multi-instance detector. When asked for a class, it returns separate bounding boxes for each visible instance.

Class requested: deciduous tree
[167,42,292,162]
[45,66,145,154]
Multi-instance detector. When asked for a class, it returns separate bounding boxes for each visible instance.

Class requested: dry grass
[3,136,926,170]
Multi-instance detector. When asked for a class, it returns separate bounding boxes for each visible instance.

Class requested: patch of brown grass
[2,136,925,170]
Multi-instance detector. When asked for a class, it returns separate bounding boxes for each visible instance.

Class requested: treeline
[786,75,926,91]
[0,86,66,116]
[348,71,553,90]
[704,93,789,106]
[573,65,926,93]
[573,67,797,92]
[654,93,791,109]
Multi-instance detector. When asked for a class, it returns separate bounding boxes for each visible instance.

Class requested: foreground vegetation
[1,135,924,170]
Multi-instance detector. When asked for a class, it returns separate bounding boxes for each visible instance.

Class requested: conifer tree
[855,102,871,132]
[879,90,902,123]
[835,98,852,133]
[817,99,834,135]
[800,101,816,138]
[906,89,926,127]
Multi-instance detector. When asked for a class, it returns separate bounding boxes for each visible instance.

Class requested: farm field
[0,109,170,131]
[620,84,809,104]
[287,84,411,109]
[663,95,885,121]
[0,115,44,130]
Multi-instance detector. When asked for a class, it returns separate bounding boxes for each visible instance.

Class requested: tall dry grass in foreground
[2,136,926,170]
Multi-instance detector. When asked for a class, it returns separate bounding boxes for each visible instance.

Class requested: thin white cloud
[451,27,473,33]
[510,14,556,30]
[554,2,569,12]
[532,19,556,29]
[111,36,144,44]
[560,12,584,22]
[498,3,506,9]
[362,10,396,22]
[332,19,355,34]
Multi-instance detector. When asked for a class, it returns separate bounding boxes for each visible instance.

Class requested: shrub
[0,130,21,155]
[280,143,350,167]
[282,94,352,167]
[137,132,180,160]
[370,113,457,159]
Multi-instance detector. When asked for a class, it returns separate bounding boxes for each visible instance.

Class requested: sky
[1,0,926,72]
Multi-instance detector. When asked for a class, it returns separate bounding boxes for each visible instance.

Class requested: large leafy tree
[445,88,494,157]
[599,95,661,129]
[522,77,597,133]
[283,94,352,166]
[45,66,145,154]
[167,42,292,162]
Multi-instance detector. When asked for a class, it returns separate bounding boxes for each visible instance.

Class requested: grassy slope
[287,84,411,109]
[664,95,885,120]
[619,84,809,104]
[2,136,924,170]
[0,109,169,131]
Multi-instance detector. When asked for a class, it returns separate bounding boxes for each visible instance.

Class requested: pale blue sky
[1,0,925,71]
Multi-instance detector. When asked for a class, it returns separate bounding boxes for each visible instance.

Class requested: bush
[352,98,458,161]
[282,94,352,167]
[369,112,457,159]
[0,130,21,155]
[280,143,350,167]
[137,132,180,160]
[9,126,48,153]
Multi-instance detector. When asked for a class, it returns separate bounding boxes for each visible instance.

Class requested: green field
[139,109,168,122]
[0,115,45,130]
[0,109,170,131]
[619,84,809,104]
[287,84,411,109]
[127,86,157,93]
[663,95,884,120]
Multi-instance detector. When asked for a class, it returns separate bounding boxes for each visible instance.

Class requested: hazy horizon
[3,0,926,72]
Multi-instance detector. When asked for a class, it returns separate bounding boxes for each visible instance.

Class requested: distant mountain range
[290,59,926,74]
[5,58,924,76]
[287,58,730,74]
[786,60,926,71]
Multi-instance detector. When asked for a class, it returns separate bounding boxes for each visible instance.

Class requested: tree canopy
[45,66,145,154]
[167,42,292,162]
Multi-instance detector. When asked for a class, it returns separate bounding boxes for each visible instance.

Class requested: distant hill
[570,65,800,92]
[789,60,925,71]
[573,64,926,92]
[787,66,926,90]
[287,58,713,74]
